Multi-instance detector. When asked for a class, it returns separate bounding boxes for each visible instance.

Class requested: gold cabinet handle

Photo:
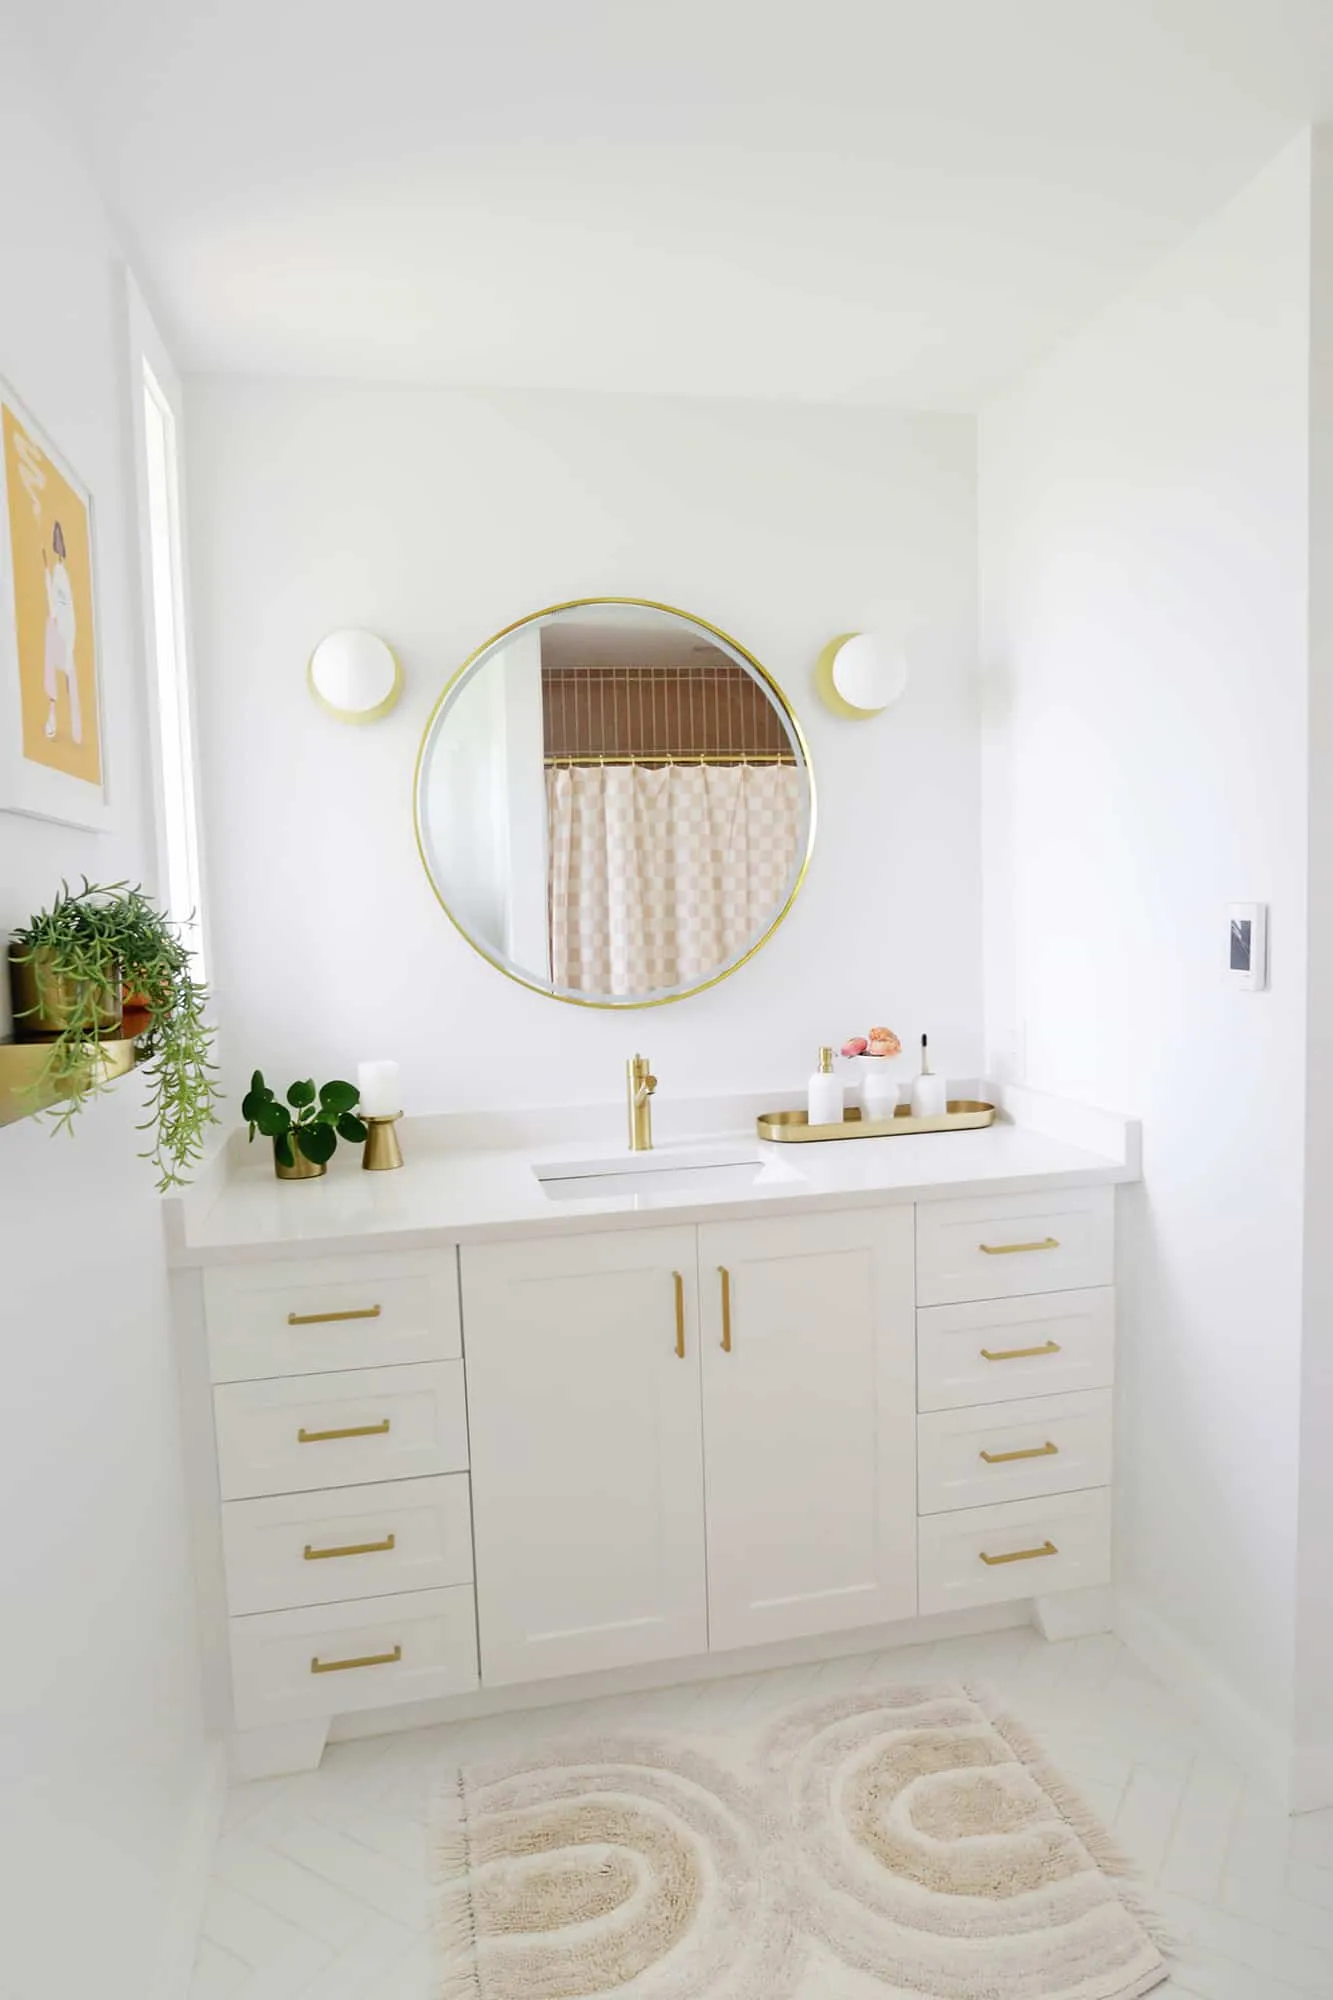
[310,1644,402,1675]
[980,1340,1061,1362]
[979,1441,1058,1465]
[979,1541,1058,1567]
[304,1533,396,1562]
[978,1237,1059,1256]
[719,1266,732,1352]
[287,1304,382,1325]
[297,1418,390,1443]
[672,1270,686,1359]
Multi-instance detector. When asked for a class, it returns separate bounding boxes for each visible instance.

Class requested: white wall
[185,381,981,1113]
[1295,128,1333,1808]
[0,38,213,1999]
[980,138,1313,1776]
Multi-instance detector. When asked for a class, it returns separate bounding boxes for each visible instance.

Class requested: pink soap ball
[841,1037,868,1058]
[867,1027,902,1058]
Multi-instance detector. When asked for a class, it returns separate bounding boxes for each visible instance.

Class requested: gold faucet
[626,1054,657,1152]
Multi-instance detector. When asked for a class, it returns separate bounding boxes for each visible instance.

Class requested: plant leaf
[240,1086,271,1123]
[287,1078,316,1109]
[319,1079,359,1116]
[337,1111,368,1144]
[254,1099,291,1138]
[274,1130,295,1168]
[296,1119,337,1165]
[250,1068,266,1095]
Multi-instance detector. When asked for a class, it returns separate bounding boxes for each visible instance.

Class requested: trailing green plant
[242,1071,367,1168]
[10,878,221,1189]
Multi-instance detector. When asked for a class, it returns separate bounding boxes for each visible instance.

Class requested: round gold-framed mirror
[414,598,815,1008]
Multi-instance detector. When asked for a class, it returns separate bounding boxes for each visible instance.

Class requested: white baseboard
[329,1599,1031,1745]
[150,1739,226,2000]
[1290,1741,1333,1814]
[1114,1587,1291,1805]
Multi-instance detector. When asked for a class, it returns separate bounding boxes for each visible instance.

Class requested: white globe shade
[816,633,908,718]
[308,630,402,723]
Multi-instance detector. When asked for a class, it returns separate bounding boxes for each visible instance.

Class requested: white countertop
[164,1086,1139,1267]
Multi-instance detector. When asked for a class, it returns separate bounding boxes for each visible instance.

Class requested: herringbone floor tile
[190,1626,1333,1998]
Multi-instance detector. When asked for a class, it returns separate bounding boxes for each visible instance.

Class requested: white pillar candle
[357,1059,401,1118]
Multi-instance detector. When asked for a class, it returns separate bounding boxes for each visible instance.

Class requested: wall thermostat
[1227,903,1268,991]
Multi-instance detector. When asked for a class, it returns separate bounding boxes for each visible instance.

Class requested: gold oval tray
[757,1100,996,1143]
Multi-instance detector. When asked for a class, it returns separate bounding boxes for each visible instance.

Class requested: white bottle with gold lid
[807,1046,844,1128]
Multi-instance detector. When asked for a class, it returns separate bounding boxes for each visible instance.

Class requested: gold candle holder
[362,1112,404,1171]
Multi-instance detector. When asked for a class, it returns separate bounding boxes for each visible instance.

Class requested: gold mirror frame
[413,597,816,1010]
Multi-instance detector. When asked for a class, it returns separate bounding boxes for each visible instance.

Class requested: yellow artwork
[2,401,101,787]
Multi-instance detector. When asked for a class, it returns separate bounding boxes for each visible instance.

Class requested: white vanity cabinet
[181,1161,1122,1775]
[913,1185,1114,1616]
[200,1250,480,1750]
[462,1208,918,1682]
[696,1209,916,1650]
[461,1227,708,1686]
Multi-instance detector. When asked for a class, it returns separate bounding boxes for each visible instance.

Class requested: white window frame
[126,275,211,979]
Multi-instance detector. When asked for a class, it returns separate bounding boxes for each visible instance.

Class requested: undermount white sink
[534,1142,781,1205]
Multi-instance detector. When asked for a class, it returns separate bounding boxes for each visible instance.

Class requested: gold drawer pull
[979,1541,1058,1567]
[310,1644,402,1675]
[297,1418,390,1443]
[979,1237,1060,1256]
[673,1270,686,1359]
[304,1533,396,1562]
[980,1340,1061,1362]
[287,1304,382,1326]
[980,1441,1059,1465]
[720,1266,732,1352]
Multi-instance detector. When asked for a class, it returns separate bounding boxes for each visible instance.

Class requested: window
[128,281,208,976]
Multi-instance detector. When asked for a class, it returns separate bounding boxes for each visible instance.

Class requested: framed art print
[0,381,110,829]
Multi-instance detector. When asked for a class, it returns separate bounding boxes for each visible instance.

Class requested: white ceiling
[16,0,1333,408]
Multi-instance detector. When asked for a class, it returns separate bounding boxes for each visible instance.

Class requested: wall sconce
[308,630,403,724]
[815,633,908,719]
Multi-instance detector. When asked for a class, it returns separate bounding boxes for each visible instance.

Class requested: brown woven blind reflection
[542,665,793,764]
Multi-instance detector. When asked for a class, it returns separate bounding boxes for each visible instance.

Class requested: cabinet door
[461,1228,706,1686]
[699,1207,917,1651]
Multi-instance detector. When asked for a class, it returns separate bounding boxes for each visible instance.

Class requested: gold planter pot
[274,1136,327,1181]
[8,944,123,1041]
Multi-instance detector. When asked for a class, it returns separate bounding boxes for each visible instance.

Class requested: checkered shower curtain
[547,762,803,997]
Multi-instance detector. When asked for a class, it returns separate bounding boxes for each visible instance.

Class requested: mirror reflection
[415,600,814,1007]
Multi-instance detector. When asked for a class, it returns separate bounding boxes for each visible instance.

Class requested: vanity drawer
[221,1473,474,1615]
[918,1489,1111,1617]
[214,1361,468,1500]
[915,1188,1113,1306]
[917,1389,1112,1515]
[228,1586,479,1729]
[917,1288,1114,1411]
[204,1252,460,1383]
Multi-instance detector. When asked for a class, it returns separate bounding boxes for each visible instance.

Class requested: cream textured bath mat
[435,1680,1169,1999]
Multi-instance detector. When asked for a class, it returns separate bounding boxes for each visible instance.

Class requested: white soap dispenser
[807,1045,844,1129]
[910,1034,948,1119]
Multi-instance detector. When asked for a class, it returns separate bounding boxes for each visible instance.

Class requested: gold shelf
[756,1100,996,1144]
[0,1035,140,1130]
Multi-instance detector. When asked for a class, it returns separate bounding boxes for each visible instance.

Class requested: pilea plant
[242,1071,367,1169]
[10,878,220,1188]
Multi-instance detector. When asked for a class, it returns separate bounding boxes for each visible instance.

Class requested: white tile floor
[189,1625,1333,1999]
